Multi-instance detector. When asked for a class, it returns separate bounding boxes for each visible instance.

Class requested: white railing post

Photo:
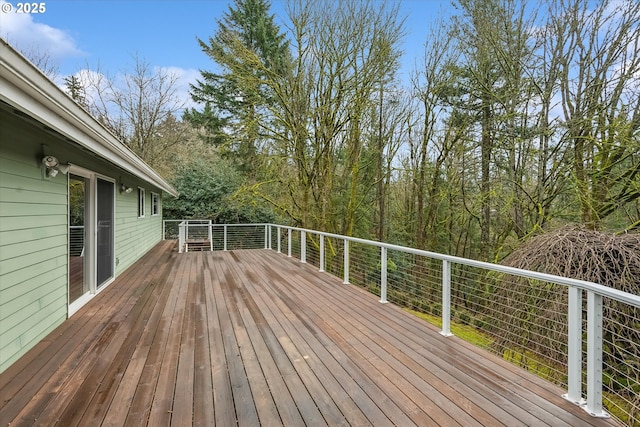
[223,225,228,251]
[343,239,349,284]
[178,222,184,253]
[277,226,281,253]
[268,225,272,250]
[209,223,213,251]
[264,225,268,249]
[380,247,388,303]
[441,260,453,337]
[288,228,292,257]
[319,235,325,272]
[564,286,583,405]
[584,291,609,418]
[185,221,189,252]
[301,230,306,263]
[163,220,166,240]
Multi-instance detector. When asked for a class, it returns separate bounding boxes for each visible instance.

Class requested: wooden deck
[0,241,621,426]
[69,256,84,302]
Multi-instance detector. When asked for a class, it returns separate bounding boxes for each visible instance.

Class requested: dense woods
[62,0,639,264]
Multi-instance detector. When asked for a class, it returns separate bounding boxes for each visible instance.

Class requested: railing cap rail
[268,223,640,308]
[166,220,640,308]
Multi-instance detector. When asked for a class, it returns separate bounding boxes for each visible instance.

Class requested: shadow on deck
[0,240,621,426]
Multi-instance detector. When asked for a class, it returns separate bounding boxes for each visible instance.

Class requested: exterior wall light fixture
[42,155,69,178]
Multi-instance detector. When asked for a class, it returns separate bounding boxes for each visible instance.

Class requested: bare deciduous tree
[79,55,186,168]
[554,0,640,229]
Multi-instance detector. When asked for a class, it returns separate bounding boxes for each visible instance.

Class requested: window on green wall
[151,192,159,216]
[138,187,145,218]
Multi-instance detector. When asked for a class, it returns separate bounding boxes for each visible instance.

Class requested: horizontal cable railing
[69,225,84,257]
[211,224,267,251]
[172,221,268,253]
[163,219,184,240]
[163,220,640,424]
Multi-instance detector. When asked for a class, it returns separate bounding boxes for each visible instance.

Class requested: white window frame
[151,192,159,216]
[138,187,146,218]
[67,165,117,316]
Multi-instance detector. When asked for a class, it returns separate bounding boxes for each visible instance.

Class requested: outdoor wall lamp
[42,155,69,178]
[120,183,133,194]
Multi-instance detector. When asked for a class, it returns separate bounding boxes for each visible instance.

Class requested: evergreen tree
[185,0,290,174]
[64,75,88,109]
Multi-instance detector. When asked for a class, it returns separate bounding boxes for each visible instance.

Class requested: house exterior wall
[115,184,163,275]
[0,113,68,375]
[0,107,164,373]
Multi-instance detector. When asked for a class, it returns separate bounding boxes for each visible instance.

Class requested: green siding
[0,107,166,373]
[1,264,67,306]
[0,112,69,373]
[115,189,162,274]
[0,224,67,247]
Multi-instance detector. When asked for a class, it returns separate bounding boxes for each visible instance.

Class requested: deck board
[0,241,623,426]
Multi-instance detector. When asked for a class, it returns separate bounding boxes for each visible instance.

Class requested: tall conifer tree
[185,0,290,174]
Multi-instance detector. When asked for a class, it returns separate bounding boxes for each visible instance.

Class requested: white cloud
[0,1,84,62]
[72,68,110,105]
[157,66,201,112]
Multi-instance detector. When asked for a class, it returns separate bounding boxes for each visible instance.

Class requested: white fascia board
[0,40,178,197]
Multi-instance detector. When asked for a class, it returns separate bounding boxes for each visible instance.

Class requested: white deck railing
[164,220,640,424]
[69,225,84,256]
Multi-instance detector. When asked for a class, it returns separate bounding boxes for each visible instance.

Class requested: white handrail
[164,220,640,306]
[273,224,640,307]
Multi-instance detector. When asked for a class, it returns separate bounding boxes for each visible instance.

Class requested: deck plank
[147,251,191,426]
[221,255,314,427]
[170,251,198,426]
[202,254,237,427]
[122,247,186,426]
[79,246,177,425]
[0,243,624,427]
[267,257,519,426]
[227,252,348,426]
[230,255,372,426]
[101,249,179,426]
[255,252,551,426]
[232,251,403,427]
[192,253,216,427]
[213,258,261,427]
[242,250,459,427]
[0,241,174,426]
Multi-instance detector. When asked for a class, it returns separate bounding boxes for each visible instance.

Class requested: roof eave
[0,39,178,197]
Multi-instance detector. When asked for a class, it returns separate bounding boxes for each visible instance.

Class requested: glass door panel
[69,174,89,304]
[96,178,114,288]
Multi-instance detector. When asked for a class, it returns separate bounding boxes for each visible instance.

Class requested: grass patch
[405,309,493,349]
[405,308,637,425]
[502,349,564,383]
[603,393,636,425]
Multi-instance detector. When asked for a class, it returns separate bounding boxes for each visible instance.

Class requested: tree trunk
[481,97,492,258]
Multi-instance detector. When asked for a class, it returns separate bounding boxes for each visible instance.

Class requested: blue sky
[1,0,449,107]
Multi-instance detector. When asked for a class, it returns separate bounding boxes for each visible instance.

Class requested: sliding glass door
[68,174,89,305]
[96,178,114,288]
[68,168,116,314]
